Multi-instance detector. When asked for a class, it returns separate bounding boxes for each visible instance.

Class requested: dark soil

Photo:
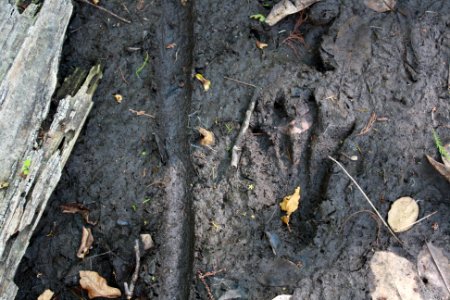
[15,0,450,299]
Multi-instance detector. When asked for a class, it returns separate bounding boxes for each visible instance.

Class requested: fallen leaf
[370,251,422,300]
[129,108,155,118]
[37,289,54,300]
[197,127,215,146]
[364,0,396,12]
[79,271,121,299]
[61,203,97,225]
[256,40,268,49]
[195,73,211,91]
[417,242,450,299]
[165,43,177,49]
[0,181,9,189]
[265,0,320,26]
[280,187,301,230]
[426,155,450,183]
[113,94,123,103]
[77,226,94,259]
[387,196,419,232]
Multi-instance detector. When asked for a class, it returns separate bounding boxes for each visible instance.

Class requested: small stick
[76,0,131,24]
[231,88,261,168]
[396,211,438,232]
[328,156,403,244]
[357,112,377,136]
[224,76,258,88]
[197,269,225,300]
[129,108,155,118]
[124,239,140,299]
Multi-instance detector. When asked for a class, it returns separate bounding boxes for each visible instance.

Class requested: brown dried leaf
[198,127,215,146]
[166,43,177,49]
[357,112,377,136]
[61,203,97,225]
[113,94,123,103]
[364,0,396,12]
[37,289,54,300]
[0,181,9,189]
[256,40,268,49]
[426,155,450,183]
[77,226,94,259]
[79,271,121,299]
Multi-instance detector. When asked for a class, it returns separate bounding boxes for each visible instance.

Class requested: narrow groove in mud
[155,0,195,298]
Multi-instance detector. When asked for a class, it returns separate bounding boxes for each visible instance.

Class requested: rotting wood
[0,1,102,298]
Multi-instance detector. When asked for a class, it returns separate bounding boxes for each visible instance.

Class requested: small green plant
[247,183,255,191]
[21,158,32,176]
[135,52,150,78]
[224,122,234,135]
[250,14,266,22]
[432,129,450,161]
[141,150,148,157]
[131,203,138,212]
[142,197,151,204]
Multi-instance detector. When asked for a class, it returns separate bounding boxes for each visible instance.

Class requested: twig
[328,156,403,244]
[76,0,131,24]
[340,209,381,245]
[231,88,261,168]
[124,239,140,299]
[197,269,225,300]
[357,112,377,135]
[396,211,438,232]
[224,76,258,88]
[119,66,129,85]
[129,108,155,118]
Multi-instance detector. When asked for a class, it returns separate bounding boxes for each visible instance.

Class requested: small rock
[140,233,154,250]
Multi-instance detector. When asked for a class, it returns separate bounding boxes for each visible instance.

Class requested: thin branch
[124,239,140,299]
[231,88,261,168]
[224,76,258,88]
[76,0,131,24]
[396,211,438,232]
[328,156,403,244]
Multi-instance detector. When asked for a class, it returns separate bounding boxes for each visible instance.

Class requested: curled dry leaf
[195,73,211,91]
[417,242,450,299]
[113,94,123,103]
[37,289,54,300]
[0,181,9,189]
[61,203,97,225]
[77,226,94,259]
[79,271,121,299]
[370,251,422,300]
[426,155,450,184]
[280,187,301,230]
[387,197,419,232]
[197,127,215,146]
[265,0,320,26]
[364,0,396,12]
[256,40,268,49]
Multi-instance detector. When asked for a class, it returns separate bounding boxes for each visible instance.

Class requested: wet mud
[14,0,449,299]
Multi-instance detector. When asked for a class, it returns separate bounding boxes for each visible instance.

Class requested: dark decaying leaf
[364,0,396,12]
[61,203,97,225]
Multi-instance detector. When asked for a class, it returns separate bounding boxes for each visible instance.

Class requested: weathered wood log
[0,0,102,298]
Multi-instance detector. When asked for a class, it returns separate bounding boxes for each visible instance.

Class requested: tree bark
[0,1,102,298]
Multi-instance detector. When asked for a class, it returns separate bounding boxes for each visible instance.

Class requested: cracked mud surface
[15,0,449,299]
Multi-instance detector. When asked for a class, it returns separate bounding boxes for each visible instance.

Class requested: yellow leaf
[79,271,121,299]
[113,94,123,103]
[280,187,300,229]
[195,73,211,91]
[197,127,215,146]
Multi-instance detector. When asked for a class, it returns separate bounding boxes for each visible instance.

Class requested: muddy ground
[14,0,449,299]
